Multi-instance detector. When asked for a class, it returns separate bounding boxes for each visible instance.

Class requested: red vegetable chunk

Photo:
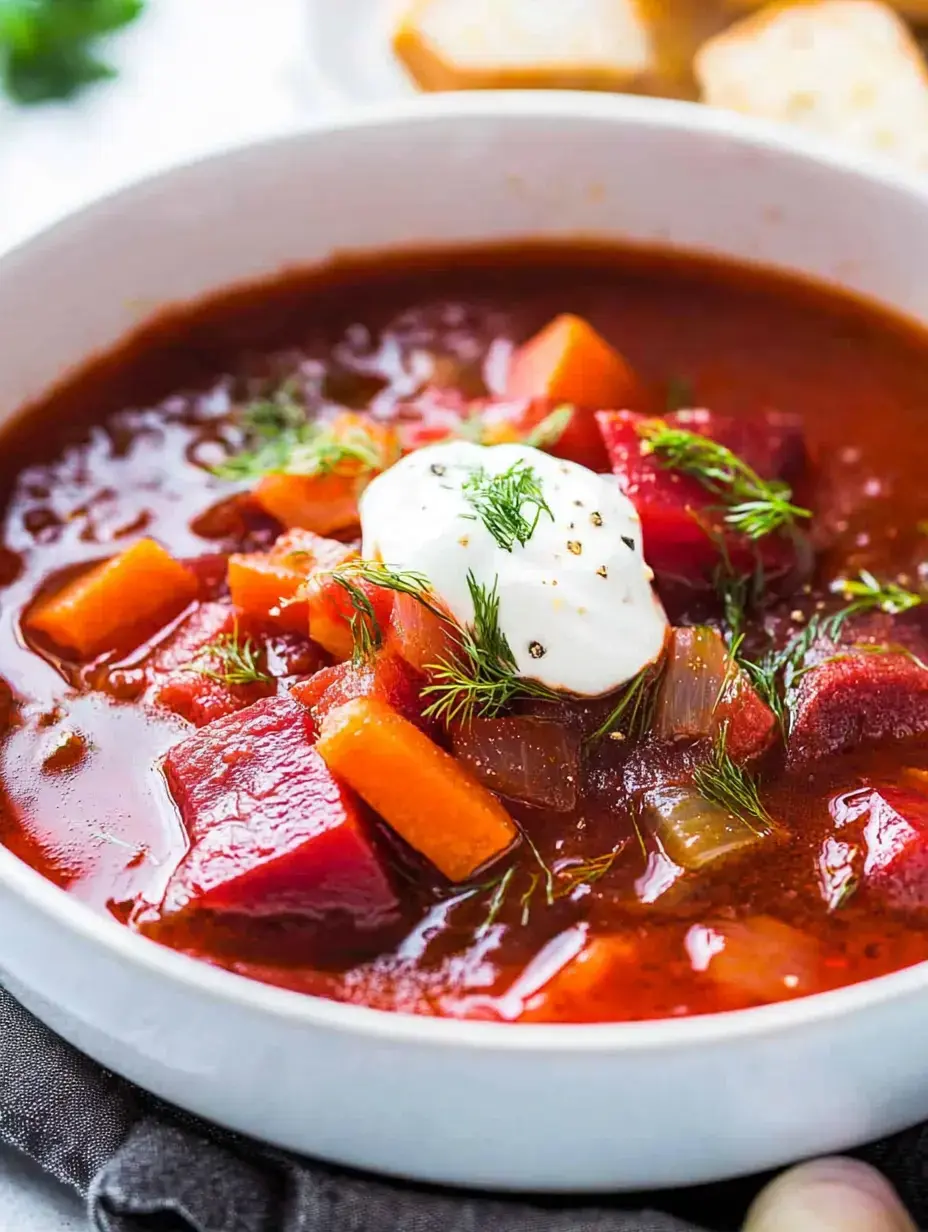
[162,696,398,926]
[291,650,433,736]
[451,715,581,811]
[788,612,928,768]
[596,407,805,589]
[146,602,274,727]
[655,626,776,763]
[833,786,928,911]
[475,396,612,472]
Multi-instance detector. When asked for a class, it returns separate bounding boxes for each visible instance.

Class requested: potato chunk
[695,1,928,172]
[392,0,720,99]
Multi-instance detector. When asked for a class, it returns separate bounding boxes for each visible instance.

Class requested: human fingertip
[743,1157,916,1232]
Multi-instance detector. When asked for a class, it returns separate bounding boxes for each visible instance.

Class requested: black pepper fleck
[621,535,635,551]
[573,499,584,507]
[567,541,582,555]
[430,463,447,477]
[590,511,603,527]
[528,641,546,659]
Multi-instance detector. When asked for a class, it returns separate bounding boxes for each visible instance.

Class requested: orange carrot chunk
[254,413,400,535]
[229,529,356,633]
[316,696,519,881]
[28,537,198,659]
[506,313,640,408]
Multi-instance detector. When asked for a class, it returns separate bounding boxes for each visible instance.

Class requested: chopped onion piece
[655,626,729,742]
[452,716,581,811]
[641,784,767,872]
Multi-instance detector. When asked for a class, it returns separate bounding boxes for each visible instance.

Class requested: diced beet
[715,675,778,764]
[596,408,805,590]
[291,651,434,737]
[161,695,398,927]
[788,640,928,769]
[145,602,274,727]
[836,787,928,911]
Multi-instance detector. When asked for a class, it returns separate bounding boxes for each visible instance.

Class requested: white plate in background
[305,0,420,105]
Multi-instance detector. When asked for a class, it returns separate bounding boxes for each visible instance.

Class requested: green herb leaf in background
[0,0,145,105]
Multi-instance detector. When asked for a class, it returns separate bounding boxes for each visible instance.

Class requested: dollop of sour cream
[360,441,668,697]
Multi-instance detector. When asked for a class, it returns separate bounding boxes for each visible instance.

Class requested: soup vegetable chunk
[4,247,928,1023]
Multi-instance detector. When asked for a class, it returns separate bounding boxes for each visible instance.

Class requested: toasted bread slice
[391,0,718,98]
[695,0,928,171]
[721,0,928,20]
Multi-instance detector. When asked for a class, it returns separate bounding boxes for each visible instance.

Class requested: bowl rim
[5,88,928,1054]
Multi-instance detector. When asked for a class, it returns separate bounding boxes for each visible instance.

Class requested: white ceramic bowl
[3,93,928,1194]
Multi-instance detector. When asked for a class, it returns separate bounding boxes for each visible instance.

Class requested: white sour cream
[360,441,667,696]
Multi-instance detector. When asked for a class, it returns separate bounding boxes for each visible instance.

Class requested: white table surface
[0,2,333,1224]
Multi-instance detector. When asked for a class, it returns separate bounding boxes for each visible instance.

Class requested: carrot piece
[254,413,400,535]
[506,314,640,408]
[229,529,356,633]
[28,537,198,659]
[306,573,395,662]
[316,696,518,880]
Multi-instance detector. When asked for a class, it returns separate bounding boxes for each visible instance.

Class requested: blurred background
[3,0,928,253]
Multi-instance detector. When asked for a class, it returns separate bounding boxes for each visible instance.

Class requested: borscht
[3,245,928,1024]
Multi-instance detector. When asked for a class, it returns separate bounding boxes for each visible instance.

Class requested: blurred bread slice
[695,1,928,171]
[721,0,928,21]
[391,0,720,98]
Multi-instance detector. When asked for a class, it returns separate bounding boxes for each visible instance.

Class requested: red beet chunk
[145,601,274,727]
[291,651,433,737]
[715,675,778,764]
[835,787,928,910]
[788,622,928,769]
[162,695,398,927]
[596,408,805,589]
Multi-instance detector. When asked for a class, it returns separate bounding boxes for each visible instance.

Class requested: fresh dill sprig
[637,418,810,541]
[554,849,622,897]
[421,571,557,725]
[739,603,870,735]
[831,569,922,617]
[524,405,574,450]
[193,626,272,687]
[239,385,307,438]
[472,836,619,935]
[461,461,554,552]
[213,388,383,482]
[586,662,662,744]
[324,560,445,663]
[329,575,383,665]
[715,568,749,648]
[692,723,772,835]
[454,404,573,451]
[475,866,515,937]
[331,559,442,613]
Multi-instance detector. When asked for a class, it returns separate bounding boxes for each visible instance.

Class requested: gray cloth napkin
[1,985,925,1232]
